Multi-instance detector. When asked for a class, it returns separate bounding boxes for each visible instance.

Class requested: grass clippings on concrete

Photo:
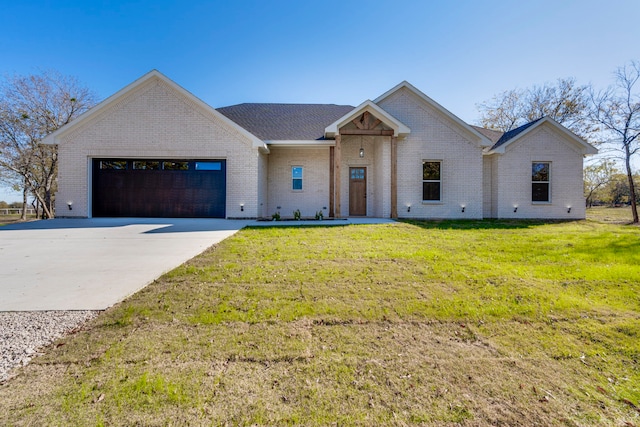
[1,213,639,426]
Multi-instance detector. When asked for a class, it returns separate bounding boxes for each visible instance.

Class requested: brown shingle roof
[217,103,355,140]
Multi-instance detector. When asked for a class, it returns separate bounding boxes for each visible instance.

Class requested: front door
[349,167,366,216]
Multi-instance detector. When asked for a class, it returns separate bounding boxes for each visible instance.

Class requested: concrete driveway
[0,218,250,311]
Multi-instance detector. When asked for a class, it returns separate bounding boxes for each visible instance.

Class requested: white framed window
[532,162,550,202]
[292,166,303,190]
[422,161,441,201]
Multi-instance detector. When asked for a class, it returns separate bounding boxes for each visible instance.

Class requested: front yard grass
[1,215,639,425]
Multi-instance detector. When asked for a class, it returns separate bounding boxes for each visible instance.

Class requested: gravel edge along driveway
[0,311,100,382]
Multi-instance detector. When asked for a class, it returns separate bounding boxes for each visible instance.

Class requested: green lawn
[1,214,639,426]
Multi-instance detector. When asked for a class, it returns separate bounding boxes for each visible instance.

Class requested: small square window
[163,161,189,171]
[100,160,128,170]
[133,161,160,170]
[292,166,303,190]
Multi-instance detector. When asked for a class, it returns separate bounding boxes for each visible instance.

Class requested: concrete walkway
[0,218,250,311]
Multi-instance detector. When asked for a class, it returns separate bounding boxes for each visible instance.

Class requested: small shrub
[272,211,281,221]
[315,211,324,220]
[293,209,301,220]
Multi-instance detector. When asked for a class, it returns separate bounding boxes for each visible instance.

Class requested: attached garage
[92,159,226,218]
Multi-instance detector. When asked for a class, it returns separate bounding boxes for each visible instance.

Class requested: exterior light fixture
[461,205,465,213]
[240,203,244,212]
[513,206,518,213]
[567,207,572,213]
[407,205,411,213]
[359,136,364,158]
[67,201,73,210]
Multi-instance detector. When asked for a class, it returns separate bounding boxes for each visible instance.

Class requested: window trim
[422,160,442,202]
[531,161,551,203]
[292,166,303,191]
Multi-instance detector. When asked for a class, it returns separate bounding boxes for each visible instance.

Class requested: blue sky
[1,0,638,202]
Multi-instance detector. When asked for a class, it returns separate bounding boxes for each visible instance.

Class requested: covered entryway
[325,102,411,219]
[349,167,367,216]
[92,159,226,218]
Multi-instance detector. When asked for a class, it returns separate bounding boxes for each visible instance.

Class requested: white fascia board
[324,100,410,138]
[374,80,493,147]
[266,140,335,148]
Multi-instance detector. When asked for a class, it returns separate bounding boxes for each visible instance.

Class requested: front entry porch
[326,104,410,219]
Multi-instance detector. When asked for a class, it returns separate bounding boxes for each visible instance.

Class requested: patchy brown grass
[587,206,636,224]
[0,215,38,226]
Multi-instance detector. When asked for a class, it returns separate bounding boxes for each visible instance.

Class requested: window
[195,161,222,171]
[350,168,365,179]
[163,161,189,171]
[292,166,303,190]
[422,161,441,201]
[532,162,550,202]
[133,161,160,170]
[100,160,127,170]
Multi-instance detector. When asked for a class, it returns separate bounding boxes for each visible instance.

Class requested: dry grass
[0,219,639,426]
[0,214,38,226]
[587,205,636,224]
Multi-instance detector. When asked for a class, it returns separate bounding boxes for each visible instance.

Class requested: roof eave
[42,70,266,149]
[374,80,493,147]
[324,100,411,138]
[487,117,598,155]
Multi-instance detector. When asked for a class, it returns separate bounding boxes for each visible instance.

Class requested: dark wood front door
[349,167,366,216]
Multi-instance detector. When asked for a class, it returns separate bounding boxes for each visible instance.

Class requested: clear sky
[1,0,638,202]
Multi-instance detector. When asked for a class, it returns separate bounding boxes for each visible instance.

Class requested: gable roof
[324,100,411,138]
[486,117,598,154]
[375,81,493,147]
[41,70,267,151]
[217,103,354,140]
[489,118,543,150]
[470,125,503,144]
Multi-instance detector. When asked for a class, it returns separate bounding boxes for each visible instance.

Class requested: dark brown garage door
[92,159,226,218]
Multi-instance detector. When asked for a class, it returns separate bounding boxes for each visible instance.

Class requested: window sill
[422,201,443,205]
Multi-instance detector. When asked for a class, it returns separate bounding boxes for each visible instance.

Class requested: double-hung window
[422,161,442,201]
[532,162,550,202]
[292,166,303,190]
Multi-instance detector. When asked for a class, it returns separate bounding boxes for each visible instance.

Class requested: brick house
[43,70,597,219]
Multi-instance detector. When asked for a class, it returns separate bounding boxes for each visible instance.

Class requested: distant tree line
[0,200,24,209]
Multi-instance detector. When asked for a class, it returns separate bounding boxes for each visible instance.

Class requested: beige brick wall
[55,77,259,218]
[493,125,586,219]
[266,146,330,219]
[378,87,484,219]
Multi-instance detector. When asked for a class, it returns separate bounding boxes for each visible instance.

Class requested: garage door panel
[92,159,226,218]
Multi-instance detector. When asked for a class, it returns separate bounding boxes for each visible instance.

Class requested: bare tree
[0,71,98,219]
[477,77,593,140]
[584,159,618,207]
[589,61,640,223]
